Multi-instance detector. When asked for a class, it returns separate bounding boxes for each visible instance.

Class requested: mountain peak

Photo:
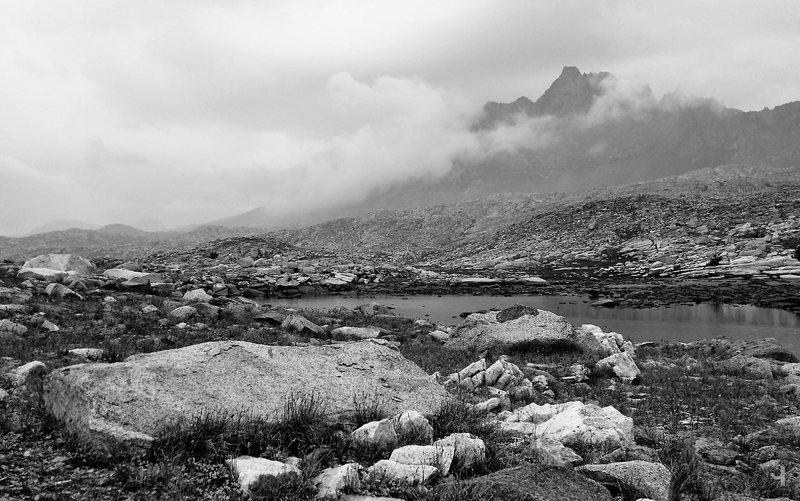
[535,66,609,116]
[558,65,582,80]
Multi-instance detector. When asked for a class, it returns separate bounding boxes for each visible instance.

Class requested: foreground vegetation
[2,267,800,500]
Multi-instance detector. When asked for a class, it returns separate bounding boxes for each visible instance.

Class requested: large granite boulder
[444,307,602,355]
[433,463,613,500]
[20,254,95,276]
[44,339,448,456]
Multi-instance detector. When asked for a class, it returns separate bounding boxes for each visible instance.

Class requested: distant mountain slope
[0,224,264,262]
[270,164,800,264]
[96,224,151,237]
[27,220,97,235]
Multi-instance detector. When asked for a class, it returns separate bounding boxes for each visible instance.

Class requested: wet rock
[45,340,449,456]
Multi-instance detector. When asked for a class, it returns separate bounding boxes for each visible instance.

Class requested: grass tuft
[352,389,389,427]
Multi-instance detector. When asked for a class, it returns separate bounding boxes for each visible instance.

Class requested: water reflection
[268,294,800,354]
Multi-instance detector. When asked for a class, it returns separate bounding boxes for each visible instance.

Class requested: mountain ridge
[207,66,800,230]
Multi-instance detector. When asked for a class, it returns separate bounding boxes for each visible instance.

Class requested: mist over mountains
[211,66,800,228]
[364,66,800,211]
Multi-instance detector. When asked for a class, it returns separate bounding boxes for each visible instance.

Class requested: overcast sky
[1,0,799,236]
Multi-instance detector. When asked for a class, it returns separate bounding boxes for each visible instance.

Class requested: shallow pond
[267,294,800,354]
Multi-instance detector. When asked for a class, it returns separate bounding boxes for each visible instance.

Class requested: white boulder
[502,401,633,449]
[392,410,433,443]
[21,254,95,275]
[332,326,381,340]
[351,419,398,449]
[596,352,641,382]
[182,289,213,303]
[226,456,300,493]
[313,463,361,499]
[367,460,438,486]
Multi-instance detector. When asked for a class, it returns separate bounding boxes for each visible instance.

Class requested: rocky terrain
[2,164,799,315]
[2,252,800,500]
[0,159,799,500]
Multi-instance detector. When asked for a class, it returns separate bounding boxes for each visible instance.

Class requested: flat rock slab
[44,339,449,456]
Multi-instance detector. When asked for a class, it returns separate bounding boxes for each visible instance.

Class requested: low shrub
[153,392,337,461]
